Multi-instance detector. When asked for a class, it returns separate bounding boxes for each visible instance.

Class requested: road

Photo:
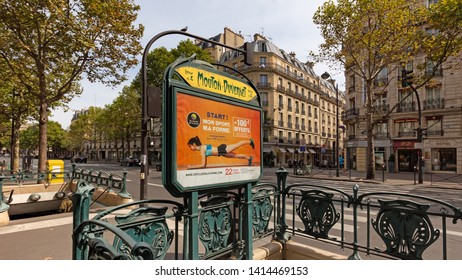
[1,161,462,260]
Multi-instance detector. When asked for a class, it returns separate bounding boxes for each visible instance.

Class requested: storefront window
[375,148,385,170]
[432,148,456,172]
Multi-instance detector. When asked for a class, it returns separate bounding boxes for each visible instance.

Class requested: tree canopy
[313,0,462,179]
[0,0,144,171]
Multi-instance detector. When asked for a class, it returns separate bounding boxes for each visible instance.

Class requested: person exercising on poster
[187,136,254,169]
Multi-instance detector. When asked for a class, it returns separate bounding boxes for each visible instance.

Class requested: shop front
[393,140,418,172]
[425,139,459,173]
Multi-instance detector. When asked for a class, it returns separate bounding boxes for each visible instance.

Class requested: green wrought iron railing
[70,167,462,260]
[71,180,280,260]
[275,168,462,260]
[70,164,131,200]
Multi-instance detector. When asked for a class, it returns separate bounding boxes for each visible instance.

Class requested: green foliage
[313,0,462,179]
[0,0,144,170]
[132,39,213,90]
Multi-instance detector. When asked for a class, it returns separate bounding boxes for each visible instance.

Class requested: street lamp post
[321,72,340,177]
[139,29,252,201]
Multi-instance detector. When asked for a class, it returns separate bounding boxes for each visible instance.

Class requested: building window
[374,122,388,138]
[278,95,284,108]
[425,58,442,76]
[425,87,440,100]
[259,56,267,66]
[432,148,456,172]
[259,74,268,86]
[427,116,443,136]
[396,119,417,137]
[349,74,356,91]
[261,92,268,106]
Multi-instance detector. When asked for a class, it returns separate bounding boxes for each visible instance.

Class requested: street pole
[321,72,340,177]
[140,29,250,201]
[335,83,340,177]
[410,84,423,184]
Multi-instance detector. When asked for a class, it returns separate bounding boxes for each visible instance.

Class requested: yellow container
[47,159,65,183]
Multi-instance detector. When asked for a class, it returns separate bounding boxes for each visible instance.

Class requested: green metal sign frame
[162,56,262,197]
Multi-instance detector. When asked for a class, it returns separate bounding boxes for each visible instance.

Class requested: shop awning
[308,149,316,154]
[263,147,271,153]
[278,148,286,153]
[286,148,295,153]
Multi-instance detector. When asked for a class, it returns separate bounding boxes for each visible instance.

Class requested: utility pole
[402,69,425,184]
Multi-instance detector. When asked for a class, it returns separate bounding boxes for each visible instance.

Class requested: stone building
[206,29,345,168]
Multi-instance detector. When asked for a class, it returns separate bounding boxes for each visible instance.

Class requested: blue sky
[50,0,343,129]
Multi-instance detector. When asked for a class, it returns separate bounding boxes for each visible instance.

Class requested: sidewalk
[285,166,462,190]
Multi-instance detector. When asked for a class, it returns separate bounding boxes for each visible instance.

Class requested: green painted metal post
[0,176,10,214]
[188,191,199,260]
[243,183,254,259]
[348,184,361,260]
[117,170,131,199]
[275,167,291,243]
[71,179,95,260]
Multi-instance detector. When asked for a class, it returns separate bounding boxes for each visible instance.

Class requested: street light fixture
[321,72,340,177]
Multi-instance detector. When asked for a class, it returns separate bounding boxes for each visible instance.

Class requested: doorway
[398,149,418,172]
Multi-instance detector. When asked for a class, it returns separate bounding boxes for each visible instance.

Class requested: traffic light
[401,69,413,87]
[416,127,428,142]
[243,42,254,66]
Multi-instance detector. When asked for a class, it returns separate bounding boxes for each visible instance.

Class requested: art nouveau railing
[275,169,462,260]
[71,168,462,260]
[71,179,279,260]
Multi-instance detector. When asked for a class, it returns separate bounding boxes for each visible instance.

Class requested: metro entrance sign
[162,57,262,197]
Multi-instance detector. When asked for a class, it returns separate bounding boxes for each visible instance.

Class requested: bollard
[382,164,385,182]
[414,166,417,185]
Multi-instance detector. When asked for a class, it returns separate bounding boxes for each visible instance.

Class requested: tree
[313,0,462,179]
[0,0,143,172]
[110,85,140,161]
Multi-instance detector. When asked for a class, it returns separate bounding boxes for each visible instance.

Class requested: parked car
[123,156,140,167]
[71,155,87,163]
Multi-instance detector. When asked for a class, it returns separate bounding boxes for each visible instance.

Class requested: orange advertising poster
[175,92,261,188]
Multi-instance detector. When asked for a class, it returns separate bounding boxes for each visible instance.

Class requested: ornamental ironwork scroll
[371,199,439,260]
[252,189,273,235]
[198,196,232,255]
[296,190,339,239]
[112,207,174,260]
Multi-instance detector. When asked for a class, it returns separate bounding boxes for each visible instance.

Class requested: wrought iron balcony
[341,108,360,120]
[423,98,445,110]
[397,101,416,112]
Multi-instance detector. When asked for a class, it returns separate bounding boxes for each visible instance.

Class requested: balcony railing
[398,131,416,137]
[397,101,416,112]
[423,98,445,110]
[341,108,360,120]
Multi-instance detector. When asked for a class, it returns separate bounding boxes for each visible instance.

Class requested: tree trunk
[38,101,48,172]
[365,81,375,180]
[11,116,21,172]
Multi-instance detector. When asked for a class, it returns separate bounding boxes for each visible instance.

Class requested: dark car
[71,155,87,163]
[123,156,140,167]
